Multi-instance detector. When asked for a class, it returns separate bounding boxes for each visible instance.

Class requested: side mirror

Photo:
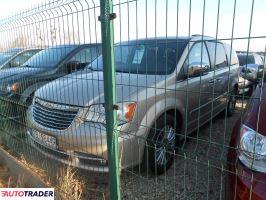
[188,63,209,77]
[66,60,84,73]
[240,64,260,82]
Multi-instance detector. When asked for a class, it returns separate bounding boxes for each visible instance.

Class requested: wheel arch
[134,98,185,166]
[164,109,183,131]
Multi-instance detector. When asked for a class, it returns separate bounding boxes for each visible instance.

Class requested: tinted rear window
[238,54,255,66]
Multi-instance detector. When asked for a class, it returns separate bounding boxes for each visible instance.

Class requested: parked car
[237,53,265,96]
[227,74,266,199]
[0,44,101,128]
[27,36,239,174]
[0,48,42,70]
[0,48,23,67]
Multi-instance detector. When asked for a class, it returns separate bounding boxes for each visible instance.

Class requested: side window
[182,42,210,78]
[260,56,266,69]
[223,44,239,65]
[115,45,129,64]
[70,47,97,64]
[9,50,39,68]
[206,42,228,69]
[255,54,263,65]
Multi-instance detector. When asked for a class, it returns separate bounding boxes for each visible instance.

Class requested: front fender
[136,97,185,159]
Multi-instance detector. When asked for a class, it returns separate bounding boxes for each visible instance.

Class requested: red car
[227,75,266,200]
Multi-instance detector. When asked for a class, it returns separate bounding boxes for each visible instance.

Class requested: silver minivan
[27,36,239,174]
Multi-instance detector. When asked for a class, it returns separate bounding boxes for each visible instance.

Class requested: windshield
[0,48,22,65]
[22,46,75,68]
[89,40,188,75]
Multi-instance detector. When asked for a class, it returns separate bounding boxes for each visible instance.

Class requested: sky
[0,0,265,51]
[0,0,44,18]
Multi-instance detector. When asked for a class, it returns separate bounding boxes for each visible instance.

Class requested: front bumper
[27,109,147,172]
[27,128,110,172]
[228,161,266,200]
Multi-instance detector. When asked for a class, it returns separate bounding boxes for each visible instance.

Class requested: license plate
[31,129,57,149]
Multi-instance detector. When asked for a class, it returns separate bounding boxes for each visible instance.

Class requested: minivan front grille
[32,98,79,130]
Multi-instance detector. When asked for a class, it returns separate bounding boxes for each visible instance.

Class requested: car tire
[227,90,237,117]
[142,114,179,176]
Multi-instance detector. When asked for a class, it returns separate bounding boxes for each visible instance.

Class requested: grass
[20,154,85,200]
[0,165,25,188]
[57,165,84,200]
[19,154,52,186]
[0,146,96,199]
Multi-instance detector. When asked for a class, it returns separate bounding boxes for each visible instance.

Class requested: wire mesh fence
[0,0,265,199]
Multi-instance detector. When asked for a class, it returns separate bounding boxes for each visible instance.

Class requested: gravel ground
[120,100,247,200]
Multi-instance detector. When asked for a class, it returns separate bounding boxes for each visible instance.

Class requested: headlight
[7,83,19,93]
[117,102,137,124]
[239,124,266,173]
[84,102,137,125]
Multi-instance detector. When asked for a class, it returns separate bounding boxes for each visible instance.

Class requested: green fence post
[99,1,121,200]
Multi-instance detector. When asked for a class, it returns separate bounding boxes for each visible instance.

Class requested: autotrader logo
[0,188,54,200]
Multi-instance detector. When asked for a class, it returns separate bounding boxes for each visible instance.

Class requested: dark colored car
[227,75,266,199]
[0,48,23,66]
[237,53,265,96]
[0,44,101,104]
[0,44,101,129]
[0,48,42,70]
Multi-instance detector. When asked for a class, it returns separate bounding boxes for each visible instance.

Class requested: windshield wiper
[87,66,94,71]
[21,65,32,68]
[87,66,102,71]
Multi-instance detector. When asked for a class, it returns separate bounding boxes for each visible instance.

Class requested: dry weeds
[0,164,25,188]
[19,154,52,186]
[0,150,86,199]
[57,165,85,200]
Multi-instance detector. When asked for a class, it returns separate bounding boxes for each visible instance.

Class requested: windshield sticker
[132,45,145,64]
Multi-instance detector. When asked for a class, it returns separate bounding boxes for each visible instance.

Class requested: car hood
[244,84,266,136]
[35,71,167,107]
[0,67,52,83]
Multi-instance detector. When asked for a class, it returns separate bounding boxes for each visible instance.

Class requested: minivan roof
[52,43,101,49]
[116,35,220,45]
[117,36,189,44]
